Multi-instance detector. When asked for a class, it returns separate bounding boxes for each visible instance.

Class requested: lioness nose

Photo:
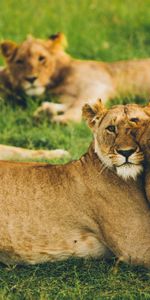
[117,148,136,158]
[25,76,37,84]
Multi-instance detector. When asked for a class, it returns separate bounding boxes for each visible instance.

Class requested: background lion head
[0,33,68,96]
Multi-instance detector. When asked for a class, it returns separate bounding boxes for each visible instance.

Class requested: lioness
[1,33,150,123]
[0,100,149,267]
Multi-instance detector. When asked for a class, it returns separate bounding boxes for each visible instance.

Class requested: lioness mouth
[118,162,131,167]
[117,162,140,167]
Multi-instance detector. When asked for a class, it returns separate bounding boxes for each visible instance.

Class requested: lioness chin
[1,33,150,123]
[0,100,150,267]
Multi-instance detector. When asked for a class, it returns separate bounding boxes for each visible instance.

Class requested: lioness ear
[0,40,18,60]
[82,99,107,128]
[48,33,68,52]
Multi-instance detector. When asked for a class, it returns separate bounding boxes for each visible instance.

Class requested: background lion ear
[26,34,34,41]
[0,40,18,60]
[82,99,107,128]
[48,33,68,52]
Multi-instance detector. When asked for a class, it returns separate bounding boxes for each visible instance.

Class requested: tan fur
[1,34,150,122]
[0,101,150,267]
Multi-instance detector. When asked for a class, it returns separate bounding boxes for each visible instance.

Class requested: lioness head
[0,33,68,96]
[83,100,149,180]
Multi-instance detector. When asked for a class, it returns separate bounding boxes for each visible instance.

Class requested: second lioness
[1,34,150,122]
[0,100,149,267]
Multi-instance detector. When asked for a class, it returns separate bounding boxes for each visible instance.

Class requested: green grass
[0,259,150,300]
[0,0,150,299]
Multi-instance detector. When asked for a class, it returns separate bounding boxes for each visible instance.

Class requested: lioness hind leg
[0,145,70,160]
[33,102,67,120]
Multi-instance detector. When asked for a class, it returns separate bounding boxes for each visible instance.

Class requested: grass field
[0,0,150,299]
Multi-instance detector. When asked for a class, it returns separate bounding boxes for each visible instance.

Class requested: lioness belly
[0,231,108,265]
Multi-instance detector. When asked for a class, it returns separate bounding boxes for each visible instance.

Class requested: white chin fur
[25,87,45,96]
[116,164,143,181]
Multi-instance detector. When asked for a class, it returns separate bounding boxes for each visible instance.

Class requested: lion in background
[1,33,150,123]
[0,100,149,267]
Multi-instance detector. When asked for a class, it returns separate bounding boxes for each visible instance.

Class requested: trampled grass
[0,0,150,299]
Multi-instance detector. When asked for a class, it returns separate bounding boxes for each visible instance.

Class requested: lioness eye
[106,125,116,133]
[38,55,46,62]
[16,59,24,64]
[130,118,139,123]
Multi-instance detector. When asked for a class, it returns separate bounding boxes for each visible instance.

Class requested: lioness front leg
[33,102,67,120]
[52,94,111,124]
[52,104,84,124]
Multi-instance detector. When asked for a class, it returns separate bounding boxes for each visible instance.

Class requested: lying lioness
[1,34,150,122]
[0,100,149,267]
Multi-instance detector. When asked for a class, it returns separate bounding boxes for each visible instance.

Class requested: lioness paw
[33,102,67,122]
[52,114,70,124]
